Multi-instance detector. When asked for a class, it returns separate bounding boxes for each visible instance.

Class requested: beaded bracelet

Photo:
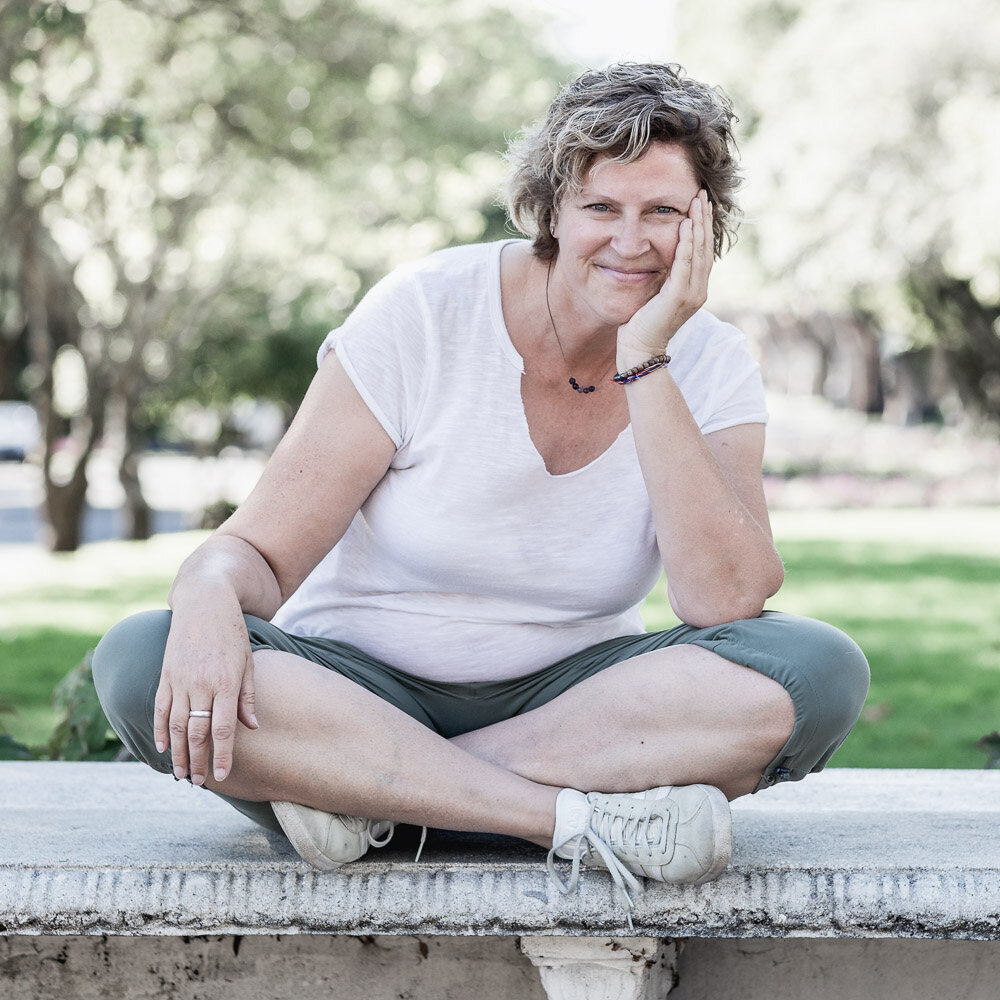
[611,354,671,385]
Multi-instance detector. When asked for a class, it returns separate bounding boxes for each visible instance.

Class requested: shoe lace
[366,819,395,849]
[590,796,673,863]
[358,819,424,862]
[546,823,643,932]
[413,825,428,863]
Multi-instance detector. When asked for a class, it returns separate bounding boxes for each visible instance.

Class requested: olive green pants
[93,609,869,832]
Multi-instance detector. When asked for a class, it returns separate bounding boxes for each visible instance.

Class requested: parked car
[0,401,41,462]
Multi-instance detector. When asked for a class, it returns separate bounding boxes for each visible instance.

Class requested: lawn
[1,507,998,768]
[0,531,193,750]
[644,507,1000,769]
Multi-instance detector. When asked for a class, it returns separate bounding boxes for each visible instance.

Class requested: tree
[0,0,567,549]
[676,0,1000,424]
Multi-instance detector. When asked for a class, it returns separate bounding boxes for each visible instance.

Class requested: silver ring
[188,709,212,718]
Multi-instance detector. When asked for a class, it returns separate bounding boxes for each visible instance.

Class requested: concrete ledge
[2,763,999,940]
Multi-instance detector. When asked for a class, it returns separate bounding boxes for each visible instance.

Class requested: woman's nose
[609,218,650,257]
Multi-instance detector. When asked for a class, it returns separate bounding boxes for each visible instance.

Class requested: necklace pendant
[569,377,596,394]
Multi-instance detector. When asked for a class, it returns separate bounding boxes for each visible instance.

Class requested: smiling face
[549,142,701,334]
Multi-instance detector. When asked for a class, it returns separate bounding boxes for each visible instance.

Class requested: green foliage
[1,0,568,420]
[0,734,35,760]
[159,287,329,414]
[0,629,104,743]
[1,0,570,547]
[979,732,1000,769]
[0,647,121,761]
[199,499,238,530]
[46,649,122,761]
[0,697,35,760]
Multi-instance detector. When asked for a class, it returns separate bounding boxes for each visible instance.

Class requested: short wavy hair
[504,63,743,260]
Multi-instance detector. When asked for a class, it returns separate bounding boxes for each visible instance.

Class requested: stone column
[520,936,676,1000]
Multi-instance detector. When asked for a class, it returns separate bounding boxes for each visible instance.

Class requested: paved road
[0,452,265,545]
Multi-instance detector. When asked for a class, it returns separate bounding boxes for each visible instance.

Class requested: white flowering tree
[677,0,1000,424]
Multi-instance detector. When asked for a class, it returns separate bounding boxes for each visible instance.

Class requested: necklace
[544,263,614,394]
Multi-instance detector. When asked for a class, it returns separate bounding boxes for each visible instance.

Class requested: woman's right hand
[616,190,714,364]
[153,589,259,786]
[149,353,396,785]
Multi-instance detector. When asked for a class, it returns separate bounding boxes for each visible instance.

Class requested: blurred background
[1,0,997,768]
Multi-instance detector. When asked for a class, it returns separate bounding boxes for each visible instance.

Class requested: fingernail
[191,773,205,786]
[250,713,258,727]
[173,765,186,780]
[155,741,166,754]
[214,768,227,782]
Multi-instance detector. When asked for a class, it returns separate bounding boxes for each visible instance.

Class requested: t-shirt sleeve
[315,265,431,449]
[668,313,768,435]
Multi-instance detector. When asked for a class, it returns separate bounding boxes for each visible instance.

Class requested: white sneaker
[547,784,732,920]
[272,800,394,871]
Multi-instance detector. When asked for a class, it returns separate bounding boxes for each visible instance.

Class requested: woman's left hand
[616,190,715,362]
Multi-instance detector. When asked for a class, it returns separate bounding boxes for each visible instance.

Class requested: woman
[93,63,869,918]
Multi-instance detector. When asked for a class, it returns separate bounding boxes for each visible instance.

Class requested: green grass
[642,508,1000,771]
[1,508,998,768]
[0,630,106,744]
[0,531,200,750]
[776,509,999,769]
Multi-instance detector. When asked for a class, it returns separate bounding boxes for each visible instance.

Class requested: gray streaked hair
[504,63,743,260]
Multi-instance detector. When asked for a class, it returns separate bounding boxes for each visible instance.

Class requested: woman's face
[550,142,701,332]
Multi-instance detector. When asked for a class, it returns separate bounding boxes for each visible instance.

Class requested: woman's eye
[585,203,610,212]
[654,206,680,215]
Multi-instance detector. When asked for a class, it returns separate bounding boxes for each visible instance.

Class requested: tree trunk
[119,401,152,541]
[844,313,884,415]
[45,466,90,552]
[906,268,1000,425]
[20,220,101,552]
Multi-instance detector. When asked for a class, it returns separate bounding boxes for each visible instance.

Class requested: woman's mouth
[597,265,658,284]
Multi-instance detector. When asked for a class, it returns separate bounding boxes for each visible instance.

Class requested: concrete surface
[3,763,1000,999]
[0,933,549,1000]
[5,935,998,1000]
[670,937,1000,1000]
[2,763,999,939]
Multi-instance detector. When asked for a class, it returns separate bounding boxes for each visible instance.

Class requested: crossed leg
[453,643,794,801]
[201,649,561,847]
[201,642,795,841]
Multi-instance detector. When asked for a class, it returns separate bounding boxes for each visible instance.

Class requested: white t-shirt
[272,240,767,683]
